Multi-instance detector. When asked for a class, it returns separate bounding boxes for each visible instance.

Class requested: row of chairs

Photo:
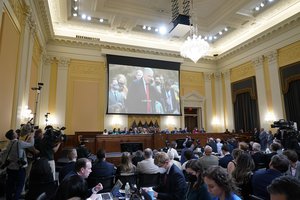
[87,173,161,192]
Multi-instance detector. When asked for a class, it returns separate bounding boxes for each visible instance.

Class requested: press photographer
[0,129,34,200]
[36,126,66,179]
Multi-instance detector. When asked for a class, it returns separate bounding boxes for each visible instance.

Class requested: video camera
[43,125,67,146]
[271,119,295,130]
[17,118,39,136]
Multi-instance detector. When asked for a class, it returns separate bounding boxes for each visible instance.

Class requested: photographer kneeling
[2,129,34,200]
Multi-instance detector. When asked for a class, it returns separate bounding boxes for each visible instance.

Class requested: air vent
[76,35,100,41]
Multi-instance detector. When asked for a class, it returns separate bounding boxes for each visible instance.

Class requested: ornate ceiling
[41,0,300,59]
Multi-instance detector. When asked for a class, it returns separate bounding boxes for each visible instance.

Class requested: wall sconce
[21,106,33,123]
[265,111,275,123]
[211,116,221,126]
[111,115,122,128]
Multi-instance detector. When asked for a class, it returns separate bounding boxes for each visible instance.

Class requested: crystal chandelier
[180,1,209,63]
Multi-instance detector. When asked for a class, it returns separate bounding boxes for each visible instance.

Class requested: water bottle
[125,182,130,200]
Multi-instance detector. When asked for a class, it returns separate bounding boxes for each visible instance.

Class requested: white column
[38,54,52,128]
[204,72,213,132]
[56,57,70,127]
[253,56,268,130]
[214,72,225,132]
[222,70,234,131]
[266,50,284,120]
[15,8,36,127]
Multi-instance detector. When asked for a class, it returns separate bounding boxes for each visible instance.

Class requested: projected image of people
[108,65,180,115]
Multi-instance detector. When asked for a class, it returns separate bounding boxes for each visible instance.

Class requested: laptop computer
[141,188,155,200]
[97,179,123,200]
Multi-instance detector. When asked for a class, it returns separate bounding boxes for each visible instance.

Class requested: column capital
[204,72,213,82]
[58,57,70,69]
[252,56,264,70]
[214,72,222,81]
[42,54,53,65]
[24,7,36,35]
[222,70,231,80]
[266,50,278,64]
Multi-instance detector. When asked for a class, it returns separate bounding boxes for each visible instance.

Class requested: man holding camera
[2,129,34,200]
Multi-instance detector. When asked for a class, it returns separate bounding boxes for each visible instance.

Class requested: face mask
[187,174,197,183]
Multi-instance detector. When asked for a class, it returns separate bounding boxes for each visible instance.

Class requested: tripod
[31,82,44,126]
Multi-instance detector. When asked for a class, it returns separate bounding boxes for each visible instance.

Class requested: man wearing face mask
[126,68,161,114]
[108,79,125,113]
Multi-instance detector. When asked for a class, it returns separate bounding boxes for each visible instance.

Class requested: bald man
[126,68,161,114]
[199,145,219,170]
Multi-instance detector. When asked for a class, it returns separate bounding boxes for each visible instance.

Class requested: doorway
[184,107,201,132]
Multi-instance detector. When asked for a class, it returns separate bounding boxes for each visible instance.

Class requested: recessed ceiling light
[268,0,274,2]
[81,14,86,19]
[155,28,158,32]
[87,16,91,20]
[142,25,146,30]
[74,6,78,10]
[204,36,208,40]
[159,26,167,35]
[73,13,77,17]
[99,18,104,23]
[255,6,260,11]
[219,31,222,35]
[260,2,265,7]
[147,26,151,31]
[209,36,213,41]
[224,27,228,31]
[214,36,217,39]
[74,0,78,2]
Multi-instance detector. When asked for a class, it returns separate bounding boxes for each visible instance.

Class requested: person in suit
[126,68,161,114]
[199,146,219,171]
[218,144,233,168]
[161,80,180,114]
[108,79,125,113]
[153,152,187,200]
[283,149,300,180]
[136,148,165,174]
[59,148,77,183]
[89,149,116,178]
[252,154,290,200]
[267,176,300,200]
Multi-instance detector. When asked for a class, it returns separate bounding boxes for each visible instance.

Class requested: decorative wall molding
[252,56,264,70]
[204,72,213,82]
[266,50,278,63]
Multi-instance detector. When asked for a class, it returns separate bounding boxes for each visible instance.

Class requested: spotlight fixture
[99,18,104,23]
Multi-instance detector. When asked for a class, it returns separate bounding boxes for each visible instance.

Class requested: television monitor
[107,55,181,115]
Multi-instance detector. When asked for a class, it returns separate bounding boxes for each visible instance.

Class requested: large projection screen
[107,55,181,115]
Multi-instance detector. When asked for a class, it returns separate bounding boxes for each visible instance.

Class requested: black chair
[26,180,58,200]
[115,173,137,189]
[137,173,161,188]
[87,175,115,192]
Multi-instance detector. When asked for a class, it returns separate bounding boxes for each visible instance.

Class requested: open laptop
[141,188,156,200]
[97,179,123,200]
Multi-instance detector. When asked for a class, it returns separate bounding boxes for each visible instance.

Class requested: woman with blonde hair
[117,152,136,174]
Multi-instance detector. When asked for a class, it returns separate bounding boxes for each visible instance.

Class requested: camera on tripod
[271,119,295,130]
[43,125,67,146]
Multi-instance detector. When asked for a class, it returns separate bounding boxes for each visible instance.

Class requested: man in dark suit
[89,149,116,178]
[161,80,179,114]
[126,68,161,114]
[252,154,290,200]
[153,152,187,200]
[218,144,233,168]
[59,148,77,183]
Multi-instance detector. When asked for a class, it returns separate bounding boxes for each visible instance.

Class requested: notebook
[97,179,123,200]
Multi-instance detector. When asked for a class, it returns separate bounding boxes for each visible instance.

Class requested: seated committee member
[89,149,116,177]
[126,68,161,114]
[136,148,165,174]
[153,152,187,200]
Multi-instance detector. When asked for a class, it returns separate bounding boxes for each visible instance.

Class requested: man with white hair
[251,142,267,170]
[126,68,161,113]
[199,145,219,170]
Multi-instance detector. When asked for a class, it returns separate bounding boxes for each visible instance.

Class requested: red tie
[146,84,151,113]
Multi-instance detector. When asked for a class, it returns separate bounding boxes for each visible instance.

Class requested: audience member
[89,149,116,177]
[116,152,136,175]
[203,166,241,200]
[199,146,219,170]
[259,128,268,151]
[167,141,179,160]
[136,148,165,174]
[3,129,34,200]
[232,153,255,200]
[153,152,187,200]
[181,140,194,164]
[185,159,212,200]
[216,138,223,155]
[283,149,300,180]
[167,151,181,170]
[227,148,243,175]
[218,144,233,169]
[59,148,77,183]
[251,142,267,170]
[131,150,144,166]
[252,154,290,200]
[267,176,300,200]
[265,143,282,168]
[181,149,195,170]
[207,138,218,153]
[238,141,249,152]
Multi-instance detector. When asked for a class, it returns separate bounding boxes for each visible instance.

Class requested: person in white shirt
[167,141,179,160]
